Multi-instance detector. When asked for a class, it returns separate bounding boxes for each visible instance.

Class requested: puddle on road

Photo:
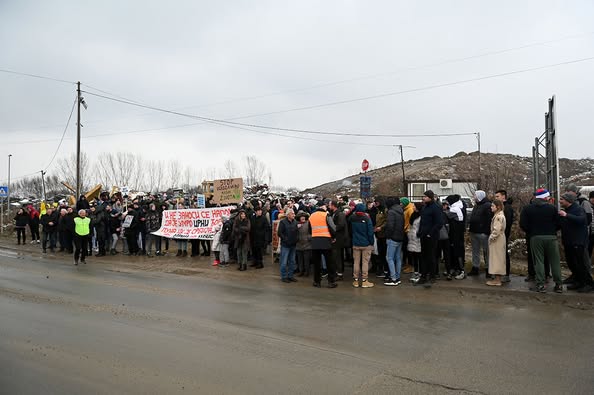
[168,269,204,276]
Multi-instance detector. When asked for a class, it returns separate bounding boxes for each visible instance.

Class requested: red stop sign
[362,159,369,172]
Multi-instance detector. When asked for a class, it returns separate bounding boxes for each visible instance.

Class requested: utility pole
[399,145,406,196]
[476,132,481,190]
[7,154,12,219]
[76,81,82,199]
[40,170,47,202]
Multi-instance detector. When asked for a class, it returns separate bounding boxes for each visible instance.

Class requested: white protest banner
[151,207,232,240]
[212,178,243,204]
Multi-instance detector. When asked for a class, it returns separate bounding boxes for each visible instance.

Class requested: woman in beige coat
[487,199,507,286]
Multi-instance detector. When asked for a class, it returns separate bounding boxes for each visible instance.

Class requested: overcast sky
[1,1,593,189]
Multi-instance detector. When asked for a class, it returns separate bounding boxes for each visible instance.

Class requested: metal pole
[7,154,12,219]
[1,197,3,234]
[76,81,81,199]
[476,133,481,189]
[40,170,47,202]
[532,144,538,190]
[399,145,406,196]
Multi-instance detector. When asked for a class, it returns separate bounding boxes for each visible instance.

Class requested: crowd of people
[8,183,594,293]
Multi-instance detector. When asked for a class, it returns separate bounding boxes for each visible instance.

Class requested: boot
[182,250,188,257]
[176,249,182,257]
[238,263,247,271]
[255,263,264,269]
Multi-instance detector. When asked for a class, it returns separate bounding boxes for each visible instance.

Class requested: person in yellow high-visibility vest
[73,209,91,265]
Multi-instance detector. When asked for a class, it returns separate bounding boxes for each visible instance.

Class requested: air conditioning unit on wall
[439,179,453,189]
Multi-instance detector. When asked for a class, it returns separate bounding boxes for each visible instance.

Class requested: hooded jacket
[349,204,375,247]
[384,204,405,242]
[519,199,559,237]
[418,200,443,239]
[469,198,492,235]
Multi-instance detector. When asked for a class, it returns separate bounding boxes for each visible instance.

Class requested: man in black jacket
[495,190,514,282]
[40,207,59,253]
[417,191,442,287]
[250,207,269,269]
[519,189,561,293]
[329,201,348,280]
[469,190,492,277]
[559,193,593,293]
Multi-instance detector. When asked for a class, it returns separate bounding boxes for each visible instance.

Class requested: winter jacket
[349,210,375,247]
[503,199,514,239]
[233,217,251,248]
[438,211,450,241]
[40,211,59,232]
[407,216,421,253]
[278,217,298,248]
[250,214,270,248]
[331,209,349,248]
[75,196,90,212]
[374,207,387,239]
[403,203,415,233]
[559,202,588,247]
[14,213,29,228]
[220,219,233,245]
[469,198,492,235]
[211,224,222,252]
[384,204,405,242]
[109,213,122,235]
[519,199,559,237]
[296,221,312,251]
[145,209,161,233]
[418,201,443,239]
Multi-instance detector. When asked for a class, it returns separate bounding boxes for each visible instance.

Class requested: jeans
[111,233,119,250]
[471,233,489,270]
[146,233,160,254]
[176,239,188,251]
[220,244,230,263]
[386,239,403,281]
[280,245,296,279]
[42,231,57,251]
[353,245,372,280]
[237,243,249,266]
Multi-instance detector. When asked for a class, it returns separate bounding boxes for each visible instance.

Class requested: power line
[79,54,594,139]
[82,90,477,138]
[43,95,77,171]
[5,31,591,134]
[5,95,77,182]
[89,30,594,114]
[0,68,75,85]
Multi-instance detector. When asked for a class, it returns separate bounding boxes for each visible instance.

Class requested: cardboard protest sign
[122,215,134,228]
[212,178,243,204]
[272,219,281,251]
[152,207,232,240]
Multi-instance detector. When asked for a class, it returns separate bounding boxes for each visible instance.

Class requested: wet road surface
[1,248,593,394]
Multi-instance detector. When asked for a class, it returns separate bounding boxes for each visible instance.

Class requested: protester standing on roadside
[469,190,492,277]
[27,205,41,244]
[278,208,299,282]
[384,198,404,286]
[14,208,29,245]
[417,191,442,288]
[495,190,514,283]
[234,210,251,271]
[73,209,91,265]
[349,203,375,288]
[309,201,338,288]
[40,207,59,253]
[519,189,562,293]
[559,193,593,293]
[486,200,507,286]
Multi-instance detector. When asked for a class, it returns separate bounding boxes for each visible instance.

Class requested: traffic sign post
[360,176,372,199]
[361,159,369,172]
[0,186,7,234]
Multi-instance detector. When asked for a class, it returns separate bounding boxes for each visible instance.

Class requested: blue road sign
[0,186,8,198]
[360,177,372,199]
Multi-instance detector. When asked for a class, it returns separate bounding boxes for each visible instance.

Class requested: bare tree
[167,160,182,189]
[57,152,91,192]
[243,155,267,185]
[223,159,239,179]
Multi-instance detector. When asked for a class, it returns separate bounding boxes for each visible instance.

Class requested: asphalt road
[1,248,593,394]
